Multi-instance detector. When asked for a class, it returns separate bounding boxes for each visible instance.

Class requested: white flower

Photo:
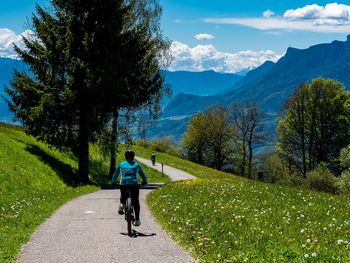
[304,254,309,258]
[307,239,311,243]
[300,229,305,233]
[337,239,344,244]
[311,252,317,257]
[302,244,306,248]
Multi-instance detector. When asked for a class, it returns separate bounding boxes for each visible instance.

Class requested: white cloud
[0,28,33,58]
[168,41,283,73]
[263,9,275,18]
[205,3,350,33]
[284,3,350,22]
[194,33,215,41]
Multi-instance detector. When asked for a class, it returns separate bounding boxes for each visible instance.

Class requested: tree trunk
[109,110,119,179]
[248,144,253,179]
[241,143,246,177]
[78,111,89,184]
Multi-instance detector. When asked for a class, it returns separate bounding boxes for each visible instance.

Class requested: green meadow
[142,148,350,262]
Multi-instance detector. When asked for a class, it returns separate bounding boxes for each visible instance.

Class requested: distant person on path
[151,151,156,166]
[112,150,147,226]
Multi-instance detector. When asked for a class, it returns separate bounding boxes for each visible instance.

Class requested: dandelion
[304,254,309,258]
[311,252,316,257]
[302,244,306,248]
[307,239,311,243]
[300,229,305,233]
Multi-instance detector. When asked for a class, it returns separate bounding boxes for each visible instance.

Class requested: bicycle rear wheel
[126,197,132,235]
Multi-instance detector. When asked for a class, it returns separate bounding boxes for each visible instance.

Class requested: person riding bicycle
[151,151,156,166]
[112,150,147,226]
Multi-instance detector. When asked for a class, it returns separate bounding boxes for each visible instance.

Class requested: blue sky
[1,1,350,72]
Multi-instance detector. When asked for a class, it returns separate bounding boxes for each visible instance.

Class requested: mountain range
[0,57,27,123]
[2,35,350,141]
[0,59,243,124]
[149,35,350,140]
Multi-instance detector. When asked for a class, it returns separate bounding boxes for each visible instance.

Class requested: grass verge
[0,124,98,262]
[145,148,350,262]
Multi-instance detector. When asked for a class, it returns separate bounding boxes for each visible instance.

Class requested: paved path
[16,159,197,263]
[135,157,196,181]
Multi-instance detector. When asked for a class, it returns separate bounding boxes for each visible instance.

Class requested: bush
[135,137,182,157]
[257,152,295,183]
[135,139,151,149]
[306,164,339,194]
[340,145,350,170]
[337,170,350,194]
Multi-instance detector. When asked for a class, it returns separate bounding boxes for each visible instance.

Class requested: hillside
[0,124,97,262]
[141,148,350,262]
[154,36,350,140]
[162,70,242,97]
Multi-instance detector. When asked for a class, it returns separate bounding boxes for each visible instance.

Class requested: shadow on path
[120,230,157,238]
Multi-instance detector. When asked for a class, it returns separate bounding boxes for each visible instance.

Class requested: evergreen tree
[5,0,169,183]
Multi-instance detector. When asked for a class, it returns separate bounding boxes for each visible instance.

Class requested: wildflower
[304,254,309,258]
[300,229,305,233]
[302,244,306,248]
[311,252,316,257]
[337,239,344,245]
[307,239,311,243]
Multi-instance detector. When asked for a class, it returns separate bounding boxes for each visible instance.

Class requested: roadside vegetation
[0,124,168,263]
[0,124,96,263]
[138,77,350,196]
[146,150,350,262]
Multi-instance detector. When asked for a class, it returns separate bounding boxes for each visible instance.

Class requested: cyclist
[112,150,147,226]
[151,151,156,166]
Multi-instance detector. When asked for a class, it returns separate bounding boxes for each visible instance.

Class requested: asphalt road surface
[16,159,197,263]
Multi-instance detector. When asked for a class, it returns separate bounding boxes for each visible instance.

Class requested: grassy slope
[143,147,350,262]
[0,126,169,263]
[0,124,97,262]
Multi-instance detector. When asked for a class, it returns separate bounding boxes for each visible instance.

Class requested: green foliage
[306,164,339,194]
[278,78,350,175]
[136,136,181,157]
[340,144,350,170]
[337,170,350,194]
[5,0,169,183]
[148,176,350,262]
[258,152,292,183]
[182,105,235,170]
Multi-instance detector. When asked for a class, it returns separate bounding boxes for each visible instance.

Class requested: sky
[1,0,350,73]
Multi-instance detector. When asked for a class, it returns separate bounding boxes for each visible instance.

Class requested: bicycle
[123,183,146,236]
[125,186,135,236]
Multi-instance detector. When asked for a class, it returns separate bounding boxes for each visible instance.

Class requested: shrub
[306,164,339,194]
[340,145,350,170]
[135,137,182,157]
[135,139,151,149]
[257,152,294,183]
[151,136,181,157]
[337,170,350,194]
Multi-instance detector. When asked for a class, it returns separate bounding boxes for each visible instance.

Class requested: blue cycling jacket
[112,160,147,185]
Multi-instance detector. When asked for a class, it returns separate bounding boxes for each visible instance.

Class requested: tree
[230,102,265,178]
[5,0,169,183]
[183,106,235,170]
[277,78,350,176]
[182,112,208,165]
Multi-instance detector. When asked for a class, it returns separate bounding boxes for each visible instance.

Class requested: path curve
[16,159,197,263]
[135,157,196,181]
